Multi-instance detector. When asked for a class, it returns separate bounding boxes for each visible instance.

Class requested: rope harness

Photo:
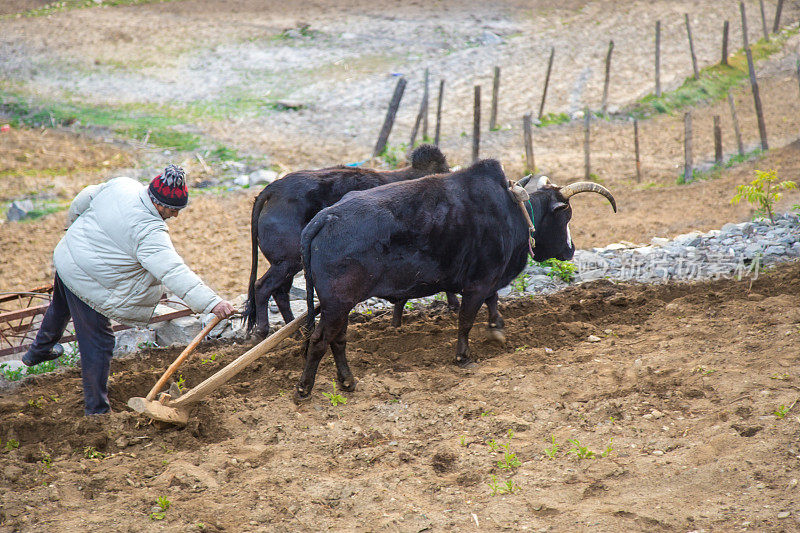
[508,180,536,258]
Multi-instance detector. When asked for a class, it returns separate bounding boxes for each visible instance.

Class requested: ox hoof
[338,376,358,392]
[250,327,270,341]
[487,328,506,345]
[293,386,312,404]
[455,356,477,369]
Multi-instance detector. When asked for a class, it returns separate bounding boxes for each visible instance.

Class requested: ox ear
[550,200,568,212]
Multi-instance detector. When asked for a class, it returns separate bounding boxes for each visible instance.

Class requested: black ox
[244,145,451,337]
[296,158,616,399]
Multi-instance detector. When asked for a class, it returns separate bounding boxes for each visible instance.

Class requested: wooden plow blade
[128,309,312,425]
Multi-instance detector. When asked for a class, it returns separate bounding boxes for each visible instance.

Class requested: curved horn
[516,174,533,188]
[559,182,617,213]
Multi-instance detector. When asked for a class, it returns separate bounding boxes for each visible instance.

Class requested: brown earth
[1,1,800,531]
[1,261,799,531]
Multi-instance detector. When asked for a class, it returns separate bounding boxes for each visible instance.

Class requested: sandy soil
[1,261,799,531]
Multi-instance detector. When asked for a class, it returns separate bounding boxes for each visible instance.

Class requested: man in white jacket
[23,165,235,415]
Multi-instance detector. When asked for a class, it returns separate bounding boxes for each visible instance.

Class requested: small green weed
[175,375,186,392]
[731,169,797,224]
[497,446,521,470]
[511,272,528,292]
[200,353,217,365]
[40,451,52,470]
[489,475,519,495]
[692,366,716,375]
[601,438,614,458]
[536,112,570,127]
[157,496,170,511]
[5,439,20,451]
[322,381,347,406]
[150,512,166,521]
[404,301,415,311]
[459,435,467,447]
[486,439,501,453]
[28,397,46,409]
[568,439,596,459]
[544,435,559,459]
[770,373,791,381]
[537,258,577,282]
[83,446,105,460]
[774,399,797,419]
[0,363,24,381]
[137,341,156,350]
[378,142,409,169]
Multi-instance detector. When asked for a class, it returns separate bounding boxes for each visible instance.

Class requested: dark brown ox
[244,145,451,337]
[296,159,616,399]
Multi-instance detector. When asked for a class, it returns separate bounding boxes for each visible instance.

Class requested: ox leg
[484,292,506,345]
[273,276,296,324]
[391,301,406,328]
[254,262,297,337]
[445,292,460,312]
[330,323,356,391]
[454,293,484,367]
[296,311,347,400]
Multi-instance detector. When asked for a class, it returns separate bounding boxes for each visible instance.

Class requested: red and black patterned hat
[148,164,188,210]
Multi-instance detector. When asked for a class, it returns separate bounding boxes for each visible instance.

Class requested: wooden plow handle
[145,315,223,401]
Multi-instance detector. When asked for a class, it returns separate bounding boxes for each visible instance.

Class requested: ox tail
[301,214,326,342]
[244,189,271,333]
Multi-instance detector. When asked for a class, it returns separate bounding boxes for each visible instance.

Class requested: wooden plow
[128,309,313,425]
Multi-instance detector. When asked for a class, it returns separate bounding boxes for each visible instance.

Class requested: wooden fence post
[684,111,693,182]
[741,2,768,151]
[373,77,407,157]
[759,0,769,41]
[422,68,430,141]
[685,14,700,79]
[634,119,642,183]
[740,1,750,48]
[473,85,481,162]
[722,20,729,65]
[714,115,723,164]
[523,113,534,173]
[583,107,591,180]
[601,40,614,115]
[408,96,425,158]
[538,47,555,120]
[727,92,744,156]
[434,79,444,147]
[773,0,784,33]
[655,20,662,97]
[490,66,500,131]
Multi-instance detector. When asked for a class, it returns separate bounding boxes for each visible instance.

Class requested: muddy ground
[1,261,799,531]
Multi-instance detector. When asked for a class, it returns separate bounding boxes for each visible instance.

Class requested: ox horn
[559,182,617,213]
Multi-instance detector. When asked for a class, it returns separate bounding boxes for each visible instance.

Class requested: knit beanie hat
[148,164,188,210]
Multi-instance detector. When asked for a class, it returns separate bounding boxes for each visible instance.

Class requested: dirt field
[2,1,800,531]
[1,261,799,531]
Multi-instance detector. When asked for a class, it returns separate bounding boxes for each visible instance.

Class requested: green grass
[0,88,203,151]
[627,28,798,119]
[679,148,764,183]
[536,112,570,128]
[1,0,184,20]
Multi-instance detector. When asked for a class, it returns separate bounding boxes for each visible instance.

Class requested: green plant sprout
[489,475,520,495]
[83,446,105,460]
[774,399,797,419]
[497,444,521,470]
[568,439,596,459]
[731,169,797,224]
[544,435,559,459]
[5,439,19,451]
[200,353,217,364]
[176,375,186,392]
[322,381,347,406]
[601,438,614,458]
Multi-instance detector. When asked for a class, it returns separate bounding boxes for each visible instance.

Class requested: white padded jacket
[53,177,222,326]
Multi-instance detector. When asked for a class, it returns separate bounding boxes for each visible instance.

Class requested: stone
[777,511,791,519]
[604,243,628,251]
[650,237,669,246]
[478,31,503,45]
[114,328,156,355]
[249,169,278,186]
[497,286,513,297]
[233,174,250,187]
[652,450,664,456]
[586,334,601,343]
[721,223,742,235]
[151,316,202,347]
[764,245,785,255]
[7,200,34,221]
[0,359,26,376]
[3,465,23,482]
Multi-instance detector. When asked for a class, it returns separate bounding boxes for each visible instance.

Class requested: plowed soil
[1,261,799,531]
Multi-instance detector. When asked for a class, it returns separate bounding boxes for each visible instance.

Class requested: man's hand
[212,301,236,319]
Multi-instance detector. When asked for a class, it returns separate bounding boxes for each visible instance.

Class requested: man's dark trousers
[27,273,115,415]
